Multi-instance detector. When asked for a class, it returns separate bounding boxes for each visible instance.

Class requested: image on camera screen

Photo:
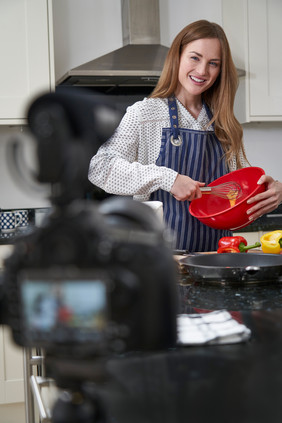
[19,272,108,344]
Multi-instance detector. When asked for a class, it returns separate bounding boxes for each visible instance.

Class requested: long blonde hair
[150,20,248,168]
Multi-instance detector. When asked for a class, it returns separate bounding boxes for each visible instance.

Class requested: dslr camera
[0,90,177,391]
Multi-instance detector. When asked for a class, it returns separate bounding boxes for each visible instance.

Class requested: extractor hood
[57,0,169,88]
[57,0,245,88]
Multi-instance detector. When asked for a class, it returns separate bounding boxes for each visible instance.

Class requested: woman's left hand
[246,175,282,221]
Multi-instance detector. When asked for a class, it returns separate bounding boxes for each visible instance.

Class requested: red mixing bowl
[189,167,266,231]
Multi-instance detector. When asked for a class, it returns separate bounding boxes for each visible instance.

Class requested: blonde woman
[88,20,281,251]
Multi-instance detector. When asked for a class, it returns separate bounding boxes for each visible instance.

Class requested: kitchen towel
[177,310,251,345]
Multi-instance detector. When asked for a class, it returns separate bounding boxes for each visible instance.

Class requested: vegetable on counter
[217,236,261,253]
[260,230,282,254]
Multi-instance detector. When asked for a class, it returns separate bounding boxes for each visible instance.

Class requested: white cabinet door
[0,326,25,404]
[248,0,282,119]
[222,0,282,122]
[0,0,55,124]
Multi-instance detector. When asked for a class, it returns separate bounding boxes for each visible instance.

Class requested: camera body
[0,90,177,397]
[2,198,177,360]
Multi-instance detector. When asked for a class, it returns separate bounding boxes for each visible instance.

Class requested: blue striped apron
[150,97,232,252]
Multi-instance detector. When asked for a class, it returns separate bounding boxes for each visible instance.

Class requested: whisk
[200,181,243,200]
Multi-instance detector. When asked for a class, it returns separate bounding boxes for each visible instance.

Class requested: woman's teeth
[190,76,205,83]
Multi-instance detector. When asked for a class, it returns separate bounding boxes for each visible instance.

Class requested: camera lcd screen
[19,271,108,344]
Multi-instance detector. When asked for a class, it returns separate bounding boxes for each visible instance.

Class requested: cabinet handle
[30,375,51,422]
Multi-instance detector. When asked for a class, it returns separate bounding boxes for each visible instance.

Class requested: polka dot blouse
[88,97,246,201]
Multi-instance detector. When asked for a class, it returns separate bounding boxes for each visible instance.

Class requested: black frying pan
[179,253,282,284]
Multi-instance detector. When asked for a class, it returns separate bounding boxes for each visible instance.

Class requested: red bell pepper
[217,246,240,253]
[217,236,261,253]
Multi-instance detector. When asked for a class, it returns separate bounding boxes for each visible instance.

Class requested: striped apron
[150,97,232,252]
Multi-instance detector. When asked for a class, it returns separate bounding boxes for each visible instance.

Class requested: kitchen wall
[242,122,281,179]
[0,126,51,209]
[52,0,281,180]
[53,0,123,83]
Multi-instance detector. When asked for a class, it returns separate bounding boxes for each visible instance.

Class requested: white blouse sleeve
[88,104,177,197]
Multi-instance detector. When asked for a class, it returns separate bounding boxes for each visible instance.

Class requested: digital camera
[0,90,177,368]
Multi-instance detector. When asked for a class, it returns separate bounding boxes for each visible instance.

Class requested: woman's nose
[197,62,208,75]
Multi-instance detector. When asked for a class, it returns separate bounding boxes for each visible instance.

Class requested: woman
[88,20,281,251]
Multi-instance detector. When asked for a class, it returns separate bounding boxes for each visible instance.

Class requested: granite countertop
[87,308,282,423]
[45,268,282,423]
[177,273,282,312]
[96,258,282,423]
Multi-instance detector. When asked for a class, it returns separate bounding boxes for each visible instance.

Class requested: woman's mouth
[189,75,206,84]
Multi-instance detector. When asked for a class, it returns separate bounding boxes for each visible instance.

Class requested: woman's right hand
[170,174,205,201]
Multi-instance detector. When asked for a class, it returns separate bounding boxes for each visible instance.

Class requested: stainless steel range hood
[57,0,169,87]
[57,0,245,87]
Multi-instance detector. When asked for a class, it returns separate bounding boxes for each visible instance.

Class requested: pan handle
[172,249,191,255]
[244,266,260,275]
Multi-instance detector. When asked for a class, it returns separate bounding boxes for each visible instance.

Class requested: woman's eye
[210,61,219,67]
[190,56,199,61]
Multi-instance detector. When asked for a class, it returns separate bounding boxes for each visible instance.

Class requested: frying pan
[179,253,282,284]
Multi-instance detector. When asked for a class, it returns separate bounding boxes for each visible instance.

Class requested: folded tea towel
[177,310,251,345]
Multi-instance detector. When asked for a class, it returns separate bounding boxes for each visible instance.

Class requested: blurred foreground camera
[3,197,177,361]
[0,91,177,394]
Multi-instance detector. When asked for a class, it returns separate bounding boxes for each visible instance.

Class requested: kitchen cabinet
[0,0,55,125]
[0,327,26,423]
[0,245,26,422]
[0,326,25,405]
[222,0,282,122]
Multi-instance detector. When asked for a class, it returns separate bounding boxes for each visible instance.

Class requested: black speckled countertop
[93,263,282,423]
[98,307,282,423]
[177,274,282,312]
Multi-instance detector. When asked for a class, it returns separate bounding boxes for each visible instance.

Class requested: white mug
[142,201,164,222]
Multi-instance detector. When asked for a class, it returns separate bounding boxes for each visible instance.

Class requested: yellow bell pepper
[260,230,282,254]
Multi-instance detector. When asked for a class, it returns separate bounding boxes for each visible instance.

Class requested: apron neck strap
[168,97,214,137]
[203,102,214,128]
[168,97,179,140]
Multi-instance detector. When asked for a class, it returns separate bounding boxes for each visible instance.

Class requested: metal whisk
[200,181,243,200]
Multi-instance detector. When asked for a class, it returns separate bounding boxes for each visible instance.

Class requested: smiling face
[175,38,222,104]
